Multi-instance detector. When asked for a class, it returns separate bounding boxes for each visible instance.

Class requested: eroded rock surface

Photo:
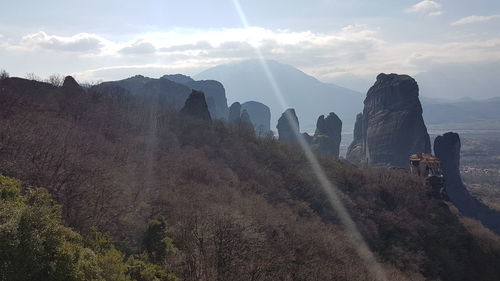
[434,132,500,233]
[228,102,241,124]
[346,113,364,163]
[347,73,431,166]
[277,108,300,144]
[241,101,271,135]
[313,113,342,157]
[181,90,212,121]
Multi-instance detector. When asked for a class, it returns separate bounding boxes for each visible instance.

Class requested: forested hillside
[1,75,500,281]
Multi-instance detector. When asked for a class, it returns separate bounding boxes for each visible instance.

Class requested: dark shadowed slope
[194,60,363,131]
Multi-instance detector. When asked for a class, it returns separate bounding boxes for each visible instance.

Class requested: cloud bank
[20,32,104,53]
[452,15,500,26]
[2,26,500,88]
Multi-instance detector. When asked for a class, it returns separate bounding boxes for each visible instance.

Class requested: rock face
[98,76,191,109]
[228,102,242,123]
[240,109,251,124]
[312,113,342,157]
[434,132,500,233]
[184,80,228,120]
[162,74,228,120]
[180,90,212,121]
[241,101,271,135]
[347,73,431,166]
[240,109,254,130]
[277,108,299,144]
[346,113,364,163]
[62,76,83,92]
[162,74,194,84]
[97,74,229,119]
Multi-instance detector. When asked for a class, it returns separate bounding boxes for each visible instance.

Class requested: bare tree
[46,74,64,87]
[25,72,40,81]
[0,69,9,80]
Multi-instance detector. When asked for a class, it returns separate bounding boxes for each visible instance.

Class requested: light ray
[231,1,388,280]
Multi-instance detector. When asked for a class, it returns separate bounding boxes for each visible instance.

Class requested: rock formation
[277,108,299,144]
[180,90,212,121]
[98,76,191,109]
[184,80,228,120]
[240,109,254,131]
[241,101,271,135]
[312,113,342,157]
[346,113,364,163]
[97,74,229,119]
[240,109,251,124]
[347,73,431,166]
[228,102,241,124]
[161,74,228,120]
[62,76,84,93]
[434,132,500,233]
[162,74,194,84]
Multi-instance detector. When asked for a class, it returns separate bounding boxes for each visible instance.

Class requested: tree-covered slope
[1,75,500,281]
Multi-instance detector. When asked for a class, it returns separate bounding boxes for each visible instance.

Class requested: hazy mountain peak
[162,74,195,84]
[195,59,363,131]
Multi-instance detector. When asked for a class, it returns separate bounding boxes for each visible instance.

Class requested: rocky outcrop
[97,76,191,109]
[346,113,364,163]
[347,73,431,166]
[240,109,254,130]
[434,132,500,233]
[241,101,271,135]
[161,75,228,120]
[228,102,241,124]
[162,74,194,84]
[184,80,228,120]
[240,109,251,125]
[277,108,299,144]
[312,113,342,157]
[97,74,229,119]
[62,76,84,93]
[180,90,212,121]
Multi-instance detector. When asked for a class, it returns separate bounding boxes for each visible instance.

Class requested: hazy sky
[1,0,499,98]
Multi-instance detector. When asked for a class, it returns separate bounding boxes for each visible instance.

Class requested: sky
[0,0,499,99]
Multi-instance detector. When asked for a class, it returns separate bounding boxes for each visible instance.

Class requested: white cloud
[119,41,156,55]
[451,15,500,26]
[4,27,500,86]
[406,0,442,16]
[21,31,105,53]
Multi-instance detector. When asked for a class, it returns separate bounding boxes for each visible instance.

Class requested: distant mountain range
[195,60,500,132]
[421,97,500,129]
[195,60,364,131]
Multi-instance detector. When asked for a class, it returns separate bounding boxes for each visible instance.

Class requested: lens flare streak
[231,1,388,280]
